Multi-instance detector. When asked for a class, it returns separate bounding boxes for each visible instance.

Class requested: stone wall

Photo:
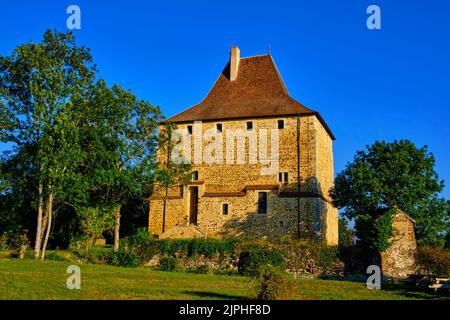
[149,115,338,245]
[381,211,417,278]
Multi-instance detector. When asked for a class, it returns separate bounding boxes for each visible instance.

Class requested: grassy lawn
[0,256,445,300]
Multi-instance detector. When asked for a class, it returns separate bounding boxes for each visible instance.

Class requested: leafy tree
[338,217,354,247]
[0,30,96,259]
[81,80,162,252]
[331,140,449,251]
[153,123,191,233]
[445,231,450,249]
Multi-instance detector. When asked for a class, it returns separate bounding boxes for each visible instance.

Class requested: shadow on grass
[182,291,250,300]
[382,283,449,300]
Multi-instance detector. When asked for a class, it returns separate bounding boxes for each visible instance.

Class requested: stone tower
[149,46,338,246]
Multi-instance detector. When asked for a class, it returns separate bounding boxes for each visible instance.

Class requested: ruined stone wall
[381,212,417,278]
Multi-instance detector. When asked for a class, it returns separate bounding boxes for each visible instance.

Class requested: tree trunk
[40,191,54,260]
[113,204,122,253]
[34,177,44,259]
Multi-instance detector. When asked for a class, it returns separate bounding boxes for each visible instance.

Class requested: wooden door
[189,186,199,225]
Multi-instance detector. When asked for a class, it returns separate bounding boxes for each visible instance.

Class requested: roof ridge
[240,53,270,59]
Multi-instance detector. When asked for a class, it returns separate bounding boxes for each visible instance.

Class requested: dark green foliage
[130,235,238,260]
[159,256,177,271]
[415,245,450,276]
[0,29,164,256]
[338,218,354,247]
[331,140,449,250]
[115,231,239,268]
[192,264,210,274]
[109,250,140,268]
[256,266,297,300]
[238,247,285,277]
[0,229,29,251]
[353,208,396,252]
[446,231,450,250]
[314,246,340,274]
[338,245,376,275]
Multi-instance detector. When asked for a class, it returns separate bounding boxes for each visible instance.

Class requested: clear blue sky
[1,0,449,199]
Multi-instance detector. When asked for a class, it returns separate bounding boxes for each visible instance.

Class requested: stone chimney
[230,46,240,81]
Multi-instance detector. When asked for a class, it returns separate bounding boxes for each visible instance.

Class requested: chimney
[230,46,240,81]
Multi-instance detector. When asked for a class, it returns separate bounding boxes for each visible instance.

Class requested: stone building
[149,46,338,245]
[381,209,417,278]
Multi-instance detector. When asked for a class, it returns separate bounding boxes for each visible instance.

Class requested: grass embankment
[0,256,445,300]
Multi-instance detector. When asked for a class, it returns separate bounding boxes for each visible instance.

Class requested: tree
[153,123,191,233]
[82,80,162,252]
[0,30,96,259]
[331,140,449,251]
[338,217,354,247]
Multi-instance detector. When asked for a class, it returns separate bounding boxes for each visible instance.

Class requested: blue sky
[1,0,449,199]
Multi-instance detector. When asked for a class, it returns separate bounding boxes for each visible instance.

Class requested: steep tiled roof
[164,54,335,140]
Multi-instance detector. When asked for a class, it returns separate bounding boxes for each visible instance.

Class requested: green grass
[0,256,446,300]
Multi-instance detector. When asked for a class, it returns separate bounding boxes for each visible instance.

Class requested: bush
[109,250,140,268]
[1,230,30,259]
[193,264,210,274]
[314,246,341,274]
[127,228,159,264]
[257,266,297,300]
[416,245,450,276]
[159,256,177,271]
[238,247,285,277]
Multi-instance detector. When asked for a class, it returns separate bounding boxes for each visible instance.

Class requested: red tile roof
[163,54,335,140]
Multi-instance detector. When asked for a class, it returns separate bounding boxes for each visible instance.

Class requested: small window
[258,192,267,214]
[247,121,253,131]
[222,203,229,215]
[278,172,288,184]
[278,119,285,129]
[192,171,199,181]
[187,125,193,135]
[216,123,222,133]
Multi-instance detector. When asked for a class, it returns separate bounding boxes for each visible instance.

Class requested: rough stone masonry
[149,46,338,246]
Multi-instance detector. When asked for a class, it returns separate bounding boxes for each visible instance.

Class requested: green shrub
[156,238,238,258]
[3,230,30,259]
[193,264,210,274]
[159,256,177,271]
[314,246,340,274]
[256,266,297,300]
[109,250,140,268]
[416,245,450,276]
[127,229,159,264]
[45,252,66,262]
[238,247,285,277]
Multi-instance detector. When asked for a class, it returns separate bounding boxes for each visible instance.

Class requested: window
[216,123,222,133]
[258,192,267,214]
[222,203,229,215]
[278,172,288,184]
[278,119,285,129]
[192,171,199,181]
[247,121,253,131]
[187,125,193,135]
